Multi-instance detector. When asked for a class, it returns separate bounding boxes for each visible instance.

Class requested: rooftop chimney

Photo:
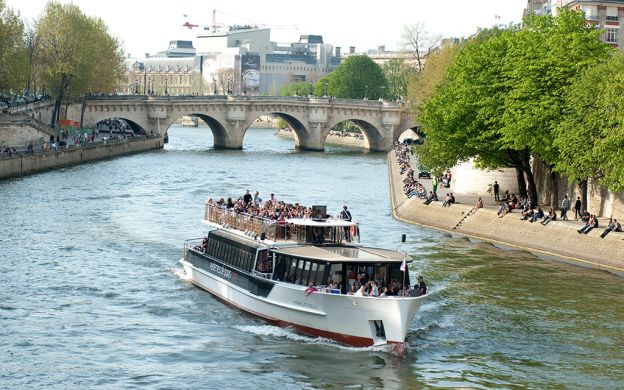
[349,46,355,54]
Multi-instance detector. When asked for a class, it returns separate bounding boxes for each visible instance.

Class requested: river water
[1,126,623,389]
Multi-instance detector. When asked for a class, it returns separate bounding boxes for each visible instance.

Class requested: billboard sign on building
[241,54,260,93]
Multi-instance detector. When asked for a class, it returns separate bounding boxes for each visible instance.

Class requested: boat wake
[232,324,399,353]
[172,265,191,281]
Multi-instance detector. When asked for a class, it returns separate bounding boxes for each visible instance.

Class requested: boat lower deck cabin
[270,245,410,294]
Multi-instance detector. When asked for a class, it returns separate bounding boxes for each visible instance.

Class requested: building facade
[526,0,624,48]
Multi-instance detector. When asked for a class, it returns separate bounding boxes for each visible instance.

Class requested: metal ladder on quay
[452,206,478,230]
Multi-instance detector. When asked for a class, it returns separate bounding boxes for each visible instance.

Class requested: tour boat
[180,203,426,348]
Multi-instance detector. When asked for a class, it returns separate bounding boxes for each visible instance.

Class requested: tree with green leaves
[418,27,538,201]
[381,58,413,101]
[407,40,462,118]
[36,2,124,126]
[556,54,624,202]
[0,0,26,93]
[418,10,611,207]
[314,55,387,99]
[500,9,610,208]
[279,81,313,97]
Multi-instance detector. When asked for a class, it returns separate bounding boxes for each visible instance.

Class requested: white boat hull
[180,258,425,347]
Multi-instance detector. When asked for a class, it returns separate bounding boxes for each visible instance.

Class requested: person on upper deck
[243,190,252,205]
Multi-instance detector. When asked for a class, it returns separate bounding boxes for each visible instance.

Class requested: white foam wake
[232,324,397,353]
[172,266,191,281]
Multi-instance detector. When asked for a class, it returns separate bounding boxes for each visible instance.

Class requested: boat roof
[271,245,411,263]
[285,218,357,227]
[211,229,268,250]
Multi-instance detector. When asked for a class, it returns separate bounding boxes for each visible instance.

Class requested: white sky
[7,0,528,57]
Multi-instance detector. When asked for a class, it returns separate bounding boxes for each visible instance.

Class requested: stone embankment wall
[531,157,624,218]
[388,152,624,275]
[0,136,163,180]
[0,121,47,147]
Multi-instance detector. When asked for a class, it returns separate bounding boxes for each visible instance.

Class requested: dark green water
[1,126,622,389]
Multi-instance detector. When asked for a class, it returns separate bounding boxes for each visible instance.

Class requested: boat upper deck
[204,202,360,245]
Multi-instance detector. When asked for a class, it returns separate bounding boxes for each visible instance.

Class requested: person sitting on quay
[497,201,510,217]
[475,197,484,209]
[520,206,534,221]
[580,210,590,222]
[424,191,438,205]
[501,190,511,203]
[600,218,622,239]
[530,207,544,223]
[541,208,557,225]
[578,214,599,234]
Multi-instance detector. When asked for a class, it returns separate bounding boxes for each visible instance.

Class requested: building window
[607,7,619,21]
[606,29,618,43]
[582,5,598,20]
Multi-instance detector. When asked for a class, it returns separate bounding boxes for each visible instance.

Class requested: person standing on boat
[340,205,352,242]
[243,190,252,206]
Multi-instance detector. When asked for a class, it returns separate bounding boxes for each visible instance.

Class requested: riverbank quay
[275,129,365,148]
[388,152,624,275]
[0,135,163,180]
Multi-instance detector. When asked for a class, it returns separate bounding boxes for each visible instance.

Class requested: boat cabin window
[272,254,327,286]
[254,250,272,273]
[204,233,257,272]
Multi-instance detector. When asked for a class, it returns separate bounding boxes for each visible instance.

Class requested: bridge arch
[160,112,237,149]
[324,118,387,151]
[240,111,311,150]
[94,118,146,135]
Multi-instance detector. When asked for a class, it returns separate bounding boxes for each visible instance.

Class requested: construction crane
[182,10,296,32]
[182,21,199,29]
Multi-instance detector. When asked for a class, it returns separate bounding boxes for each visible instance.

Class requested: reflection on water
[1,126,622,389]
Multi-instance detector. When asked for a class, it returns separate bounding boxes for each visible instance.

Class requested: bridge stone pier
[59,95,416,151]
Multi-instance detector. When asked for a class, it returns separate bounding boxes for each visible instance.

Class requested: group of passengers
[208,191,313,222]
[338,274,427,298]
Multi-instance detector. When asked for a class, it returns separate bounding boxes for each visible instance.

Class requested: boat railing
[205,204,291,241]
[182,237,205,257]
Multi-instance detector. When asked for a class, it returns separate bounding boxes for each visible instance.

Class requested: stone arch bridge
[40,95,417,151]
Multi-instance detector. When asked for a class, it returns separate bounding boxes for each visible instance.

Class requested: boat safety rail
[205,204,290,241]
[183,237,205,256]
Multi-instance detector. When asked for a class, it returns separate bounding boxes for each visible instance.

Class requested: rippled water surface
[1,126,623,389]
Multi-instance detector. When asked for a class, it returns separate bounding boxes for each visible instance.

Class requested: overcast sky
[6,0,528,57]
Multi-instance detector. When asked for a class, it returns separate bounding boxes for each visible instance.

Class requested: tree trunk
[515,168,527,199]
[51,96,62,128]
[549,169,559,211]
[519,151,538,207]
[579,179,588,212]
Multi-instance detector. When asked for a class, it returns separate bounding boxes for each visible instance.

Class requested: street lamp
[364,85,368,100]
[381,85,385,101]
[295,83,299,96]
[227,78,232,94]
[165,77,168,95]
[324,81,328,97]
